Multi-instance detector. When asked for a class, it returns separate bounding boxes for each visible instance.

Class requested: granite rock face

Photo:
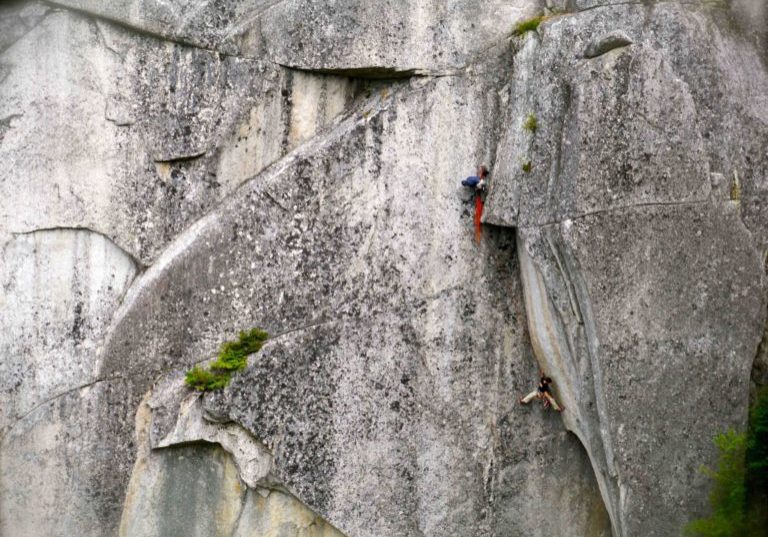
[0,6,357,262]
[96,69,611,537]
[485,3,768,535]
[1,1,767,537]
[48,0,540,73]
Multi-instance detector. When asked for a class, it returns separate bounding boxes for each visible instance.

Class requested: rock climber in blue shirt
[462,165,489,242]
[462,165,489,193]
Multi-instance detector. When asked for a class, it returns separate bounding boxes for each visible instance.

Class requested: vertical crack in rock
[487,4,768,534]
[517,232,622,537]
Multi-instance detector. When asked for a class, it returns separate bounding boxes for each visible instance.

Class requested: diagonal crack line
[0,9,52,56]
[263,190,289,212]
[533,197,712,227]
[40,0,259,59]
[269,319,334,341]
[0,375,125,443]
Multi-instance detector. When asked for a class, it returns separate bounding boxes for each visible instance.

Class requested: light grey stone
[1,378,134,537]
[147,377,274,488]
[48,0,541,73]
[97,70,611,537]
[0,8,358,263]
[120,395,346,537]
[0,229,137,433]
[485,4,768,535]
[2,1,768,537]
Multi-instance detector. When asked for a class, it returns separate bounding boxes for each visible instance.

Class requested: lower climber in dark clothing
[519,372,564,412]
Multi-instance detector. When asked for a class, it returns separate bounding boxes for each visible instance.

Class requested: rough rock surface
[1,1,767,537]
[96,69,612,537]
[484,3,768,535]
[48,0,540,73]
[0,6,357,262]
[119,393,346,537]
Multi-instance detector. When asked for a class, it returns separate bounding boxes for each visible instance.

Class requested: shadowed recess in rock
[120,442,346,537]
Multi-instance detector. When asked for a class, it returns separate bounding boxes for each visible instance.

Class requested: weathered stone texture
[120,395,346,537]
[49,0,541,72]
[0,230,137,433]
[96,71,610,537]
[0,8,357,263]
[1,378,134,537]
[486,3,768,536]
[0,229,138,536]
[2,1,768,537]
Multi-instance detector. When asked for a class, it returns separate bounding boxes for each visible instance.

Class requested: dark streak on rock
[153,152,207,164]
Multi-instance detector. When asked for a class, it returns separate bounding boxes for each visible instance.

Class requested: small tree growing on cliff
[685,388,768,536]
[684,430,748,537]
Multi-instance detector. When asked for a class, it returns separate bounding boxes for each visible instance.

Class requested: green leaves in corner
[185,328,269,391]
[684,387,768,536]
[513,15,545,36]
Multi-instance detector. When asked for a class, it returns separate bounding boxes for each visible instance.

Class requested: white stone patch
[0,229,137,432]
[150,385,273,488]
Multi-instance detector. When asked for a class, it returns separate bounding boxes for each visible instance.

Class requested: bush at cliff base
[684,387,768,537]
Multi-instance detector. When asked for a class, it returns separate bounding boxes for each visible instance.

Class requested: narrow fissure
[485,223,615,537]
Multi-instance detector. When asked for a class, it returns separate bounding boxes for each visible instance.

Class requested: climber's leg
[520,390,539,404]
[543,392,563,412]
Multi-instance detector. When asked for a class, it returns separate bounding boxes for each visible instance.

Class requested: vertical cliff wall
[484,4,768,536]
[1,1,767,536]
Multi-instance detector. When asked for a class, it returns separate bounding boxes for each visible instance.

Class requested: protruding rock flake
[1,1,767,537]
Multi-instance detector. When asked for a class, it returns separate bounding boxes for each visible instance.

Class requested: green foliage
[747,387,768,489]
[523,113,537,133]
[184,366,231,391]
[209,328,269,371]
[514,15,545,36]
[184,328,269,391]
[522,160,533,173]
[685,388,768,536]
[684,430,748,537]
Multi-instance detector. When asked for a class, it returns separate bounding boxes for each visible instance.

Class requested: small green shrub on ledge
[514,15,545,36]
[185,328,269,391]
[185,366,231,391]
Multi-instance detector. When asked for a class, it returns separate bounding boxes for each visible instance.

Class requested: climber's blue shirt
[462,176,480,188]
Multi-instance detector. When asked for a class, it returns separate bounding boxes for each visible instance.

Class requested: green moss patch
[514,15,545,36]
[522,160,533,173]
[524,113,537,133]
[185,328,269,391]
